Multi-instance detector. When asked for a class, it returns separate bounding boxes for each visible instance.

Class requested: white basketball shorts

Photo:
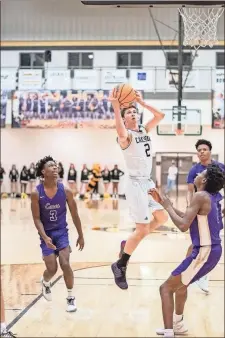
[125,178,164,224]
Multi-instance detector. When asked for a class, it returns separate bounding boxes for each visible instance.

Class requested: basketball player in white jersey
[110,91,168,289]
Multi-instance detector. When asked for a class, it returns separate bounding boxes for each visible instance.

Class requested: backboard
[156,106,202,136]
[81,1,225,7]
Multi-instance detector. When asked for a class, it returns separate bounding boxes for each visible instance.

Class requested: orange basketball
[113,84,136,108]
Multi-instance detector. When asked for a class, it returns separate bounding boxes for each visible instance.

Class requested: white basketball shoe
[156,316,188,336]
[66,297,77,312]
[41,277,52,301]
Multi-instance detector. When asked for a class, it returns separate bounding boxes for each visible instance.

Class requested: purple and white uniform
[36,182,69,256]
[172,193,222,285]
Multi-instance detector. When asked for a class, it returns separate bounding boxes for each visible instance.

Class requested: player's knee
[47,264,58,275]
[136,224,150,239]
[176,286,187,295]
[60,260,71,272]
[153,210,168,225]
[159,282,171,295]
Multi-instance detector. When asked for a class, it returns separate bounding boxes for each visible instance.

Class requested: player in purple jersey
[31,156,84,312]
[149,164,225,338]
[187,139,224,206]
[187,139,224,293]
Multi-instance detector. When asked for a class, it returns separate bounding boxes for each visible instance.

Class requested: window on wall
[166,52,192,70]
[20,53,44,68]
[117,52,142,69]
[216,52,224,68]
[68,52,94,69]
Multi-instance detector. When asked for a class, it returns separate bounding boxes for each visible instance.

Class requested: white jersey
[120,125,152,179]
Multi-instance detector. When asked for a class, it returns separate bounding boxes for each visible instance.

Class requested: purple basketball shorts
[40,227,69,257]
[172,244,222,286]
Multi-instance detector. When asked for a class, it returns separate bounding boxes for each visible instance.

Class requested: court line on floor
[58,283,225,288]
[5,309,22,311]
[6,261,224,330]
[72,276,224,281]
[6,263,109,331]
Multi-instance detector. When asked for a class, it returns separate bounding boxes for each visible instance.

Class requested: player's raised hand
[44,236,56,250]
[76,235,85,251]
[148,189,173,209]
[108,90,120,111]
[148,188,162,203]
[135,90,144,105]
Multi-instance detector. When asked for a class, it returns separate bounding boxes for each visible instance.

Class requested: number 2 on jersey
[144,143,151,157]
[50,210,57,221]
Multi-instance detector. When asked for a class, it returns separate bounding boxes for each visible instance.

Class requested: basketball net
[178,6,224,50]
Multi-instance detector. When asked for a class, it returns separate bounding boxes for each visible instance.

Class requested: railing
[1,66,223,92]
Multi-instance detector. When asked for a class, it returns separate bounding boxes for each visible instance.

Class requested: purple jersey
[187,160,224,229]
[190,193,222,247]
[36,182,67,231]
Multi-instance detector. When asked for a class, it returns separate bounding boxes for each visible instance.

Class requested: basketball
[113,84,136,108]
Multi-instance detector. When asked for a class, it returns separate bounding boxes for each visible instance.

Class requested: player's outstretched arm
[164,193,203,232]
[109,93,129,147]
[31,191,49,241]
[136,91,165,132]
[66,188,84,249]
[149,189,202,232]
[186,166,196,206]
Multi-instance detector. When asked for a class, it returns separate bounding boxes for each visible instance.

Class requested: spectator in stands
[20,165,29,194]
[58,162,64,182]
[28,162,36,193]
[9,164,19,197]
[67,164,77,195]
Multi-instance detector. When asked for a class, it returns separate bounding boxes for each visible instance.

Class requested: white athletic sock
[43,279,51,287]
[67,289,74,298]
[163,329,174,337]
[174,313,183,322]
[1,322,7,334]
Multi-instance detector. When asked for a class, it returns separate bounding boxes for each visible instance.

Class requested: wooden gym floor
[1,197,224,337]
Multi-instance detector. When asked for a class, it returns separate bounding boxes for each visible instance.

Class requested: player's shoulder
[212,160,225,171]
[63,185,72,197]
[58,182,68,193]
[31,187,40,199]
[194,191,210,203]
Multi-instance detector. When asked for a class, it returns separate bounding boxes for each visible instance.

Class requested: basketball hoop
[175,128,184,136]
[178,6,224,49]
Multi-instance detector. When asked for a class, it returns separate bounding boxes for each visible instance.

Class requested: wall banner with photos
[11,89,143,129]
[212,70,224,129]
[11,90,115,128]
[1,90,11,128]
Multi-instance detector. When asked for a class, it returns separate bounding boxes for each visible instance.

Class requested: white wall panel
[1,49,221,69]
[0,49,220,93]
[2,0,224,41]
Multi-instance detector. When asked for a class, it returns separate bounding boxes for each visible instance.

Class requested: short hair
[205,164,225,194]
[121,104,138,118]
[195,139,212,151]
[36,156,56,178]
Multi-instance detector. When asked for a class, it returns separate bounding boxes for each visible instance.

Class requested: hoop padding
[178,6,224,49]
